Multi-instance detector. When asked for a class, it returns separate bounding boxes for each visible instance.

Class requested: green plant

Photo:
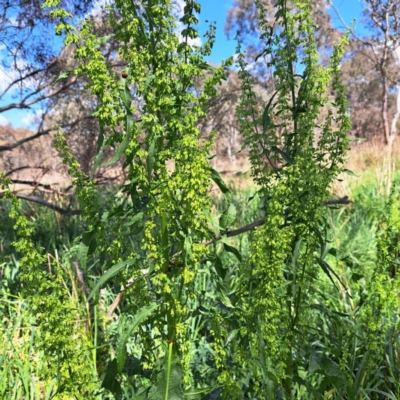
[2,0,400,399]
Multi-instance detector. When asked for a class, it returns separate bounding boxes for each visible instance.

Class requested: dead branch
[5,166,48,176]
[0,75,77,114]
[202,196,351,245]
[0,115,94,152]
[8,179,52,189]
[0,192,81,216]
[73,261,88,298]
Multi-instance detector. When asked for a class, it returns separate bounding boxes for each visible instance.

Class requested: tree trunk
[389,84,400,147]
[381,68,391,144]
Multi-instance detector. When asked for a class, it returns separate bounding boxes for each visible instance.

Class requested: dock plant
[1,0,399,399]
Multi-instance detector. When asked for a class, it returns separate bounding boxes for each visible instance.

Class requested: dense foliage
[0,0,399,399]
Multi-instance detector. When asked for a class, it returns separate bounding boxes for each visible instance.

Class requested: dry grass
[332,136,400,199]
[212,136,400,200]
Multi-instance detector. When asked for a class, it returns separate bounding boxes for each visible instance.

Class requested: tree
[0,0,132,215]
[0,0,95,145]
[329,0,400,144]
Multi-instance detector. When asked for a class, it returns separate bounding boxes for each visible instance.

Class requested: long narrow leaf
[116,303,158,373]
[88,259,135,302]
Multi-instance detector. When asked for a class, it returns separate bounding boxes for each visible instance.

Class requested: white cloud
[22,110,43,127]
[0,114,10,126]
[87,0,113,17]
[0,67,17,92]
[0,57,37,94]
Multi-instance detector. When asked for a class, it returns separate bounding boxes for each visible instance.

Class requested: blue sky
[197,0,367,64]
[0,0,367,129]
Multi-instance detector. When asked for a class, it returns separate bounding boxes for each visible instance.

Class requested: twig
[202,196,351,245]
[73,261,88,298]
[5,166,48,176]
[105,272,148,318]
[106,292,124,318]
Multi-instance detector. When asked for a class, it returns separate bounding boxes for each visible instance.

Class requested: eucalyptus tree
[329,0,400,144]
[0,0,99,212]
[0,0,95,151]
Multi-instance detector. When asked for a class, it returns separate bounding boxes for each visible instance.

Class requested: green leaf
[210,255,226,280]
[262,90,278,133]
[216,281,234,309]
[293,376,323,400]
[270,146,294,164]
[183,236,192,265]
[120,81,133,111]
[262,107,271,133]
[97,120,105,153]
[53,69,73,86]
[88,259,135,303]
[309,353,345,383]
[77,242,88,271]
[94,34,114,49]
[223,242,242,262]
[184,386,217,398]
[147,135,158,179]
[291,237,302,268]
[91,149,104,177]
[82,230,97,255]
[210,168,229,194]
[101,115,133,167]
[123,212,144,235]
[219,203,236,230]
[351,272,364,282]
[349,137,366,142]
[198,62,216,71]
[143,71,155,95]
[101,359,122,400]
[317,258,344,290]
[147,352,184,400]
[366,389,398,400]
[343,168,358,177]
[116,303,158,373]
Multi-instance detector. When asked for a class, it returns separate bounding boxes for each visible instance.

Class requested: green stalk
[282,0,298,149]
[93,305,97,372]
[165,340,174,400]
[161,211,176,345]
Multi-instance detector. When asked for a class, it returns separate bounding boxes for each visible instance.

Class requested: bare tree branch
[0,192,81,216]
[0,58,59,99]
[8,179,52,189]
[202,196,351,245]
[5,166,48,176]
[0,115,94,152]
[0,75,78,114]
[0,128,52,151]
